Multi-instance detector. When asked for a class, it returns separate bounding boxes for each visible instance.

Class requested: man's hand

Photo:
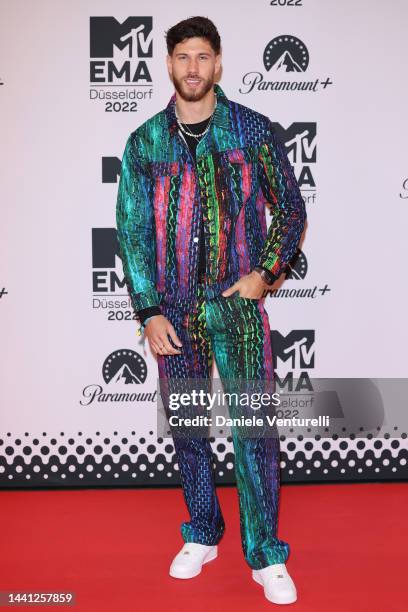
[221,271,269,299]
[144,315,183,356]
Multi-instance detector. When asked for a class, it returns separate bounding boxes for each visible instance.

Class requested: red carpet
[1,483,406,611]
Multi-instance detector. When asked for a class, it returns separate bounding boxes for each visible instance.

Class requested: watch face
[255,268,269,284]
[263,270,274,285]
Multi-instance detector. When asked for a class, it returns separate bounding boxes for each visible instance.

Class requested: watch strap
[253,266,277,286]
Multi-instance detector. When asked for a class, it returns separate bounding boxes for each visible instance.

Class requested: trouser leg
[157,298,225,545]
[206,294,290,569]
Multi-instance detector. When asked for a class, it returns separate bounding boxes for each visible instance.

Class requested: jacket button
[193,236,199,243]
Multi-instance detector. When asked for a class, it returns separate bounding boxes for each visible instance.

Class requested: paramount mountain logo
[270,51,303,72]
[263,36,309,72]
[80,349,157,406]
[111,363,140,384]
[239,34,333,94]
[102,349,147,384]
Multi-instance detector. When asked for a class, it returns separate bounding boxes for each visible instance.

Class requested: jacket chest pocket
[227,156,255,212]
[208,149,256,221]
[150,162,183,221]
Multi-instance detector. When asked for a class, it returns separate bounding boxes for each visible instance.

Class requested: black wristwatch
[253,266,276,286]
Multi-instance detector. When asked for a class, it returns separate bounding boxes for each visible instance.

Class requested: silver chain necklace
[175,98,217,139]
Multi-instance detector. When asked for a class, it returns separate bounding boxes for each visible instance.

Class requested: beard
[172,73,214,102]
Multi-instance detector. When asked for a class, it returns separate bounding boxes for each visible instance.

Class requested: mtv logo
[102,157,121,183]
[271,122,316,164]
[92,228,121,268]
[90,17,153,59]
[271,330,315,371]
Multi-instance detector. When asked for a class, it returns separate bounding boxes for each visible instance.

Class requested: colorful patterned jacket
[116,84,306,318]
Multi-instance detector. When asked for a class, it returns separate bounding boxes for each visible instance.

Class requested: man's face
[166,37,221,102]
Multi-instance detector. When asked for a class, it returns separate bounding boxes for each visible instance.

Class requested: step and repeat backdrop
[1,0,408,487]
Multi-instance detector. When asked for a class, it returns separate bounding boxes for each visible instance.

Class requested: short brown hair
[165,16,221,55]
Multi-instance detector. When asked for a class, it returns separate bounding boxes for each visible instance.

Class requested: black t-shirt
[181,117,212,275]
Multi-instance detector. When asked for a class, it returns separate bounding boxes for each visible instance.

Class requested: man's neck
[175,88,216,124]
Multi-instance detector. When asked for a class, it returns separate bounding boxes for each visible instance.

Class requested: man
[116,16,306,605]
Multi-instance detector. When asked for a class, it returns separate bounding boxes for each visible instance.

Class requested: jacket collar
[165,83,231,136]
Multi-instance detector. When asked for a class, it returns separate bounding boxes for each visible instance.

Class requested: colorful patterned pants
[157,284,290,570]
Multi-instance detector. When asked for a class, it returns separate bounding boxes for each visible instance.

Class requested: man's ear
[166,54,173,78]
[215,51,222,75]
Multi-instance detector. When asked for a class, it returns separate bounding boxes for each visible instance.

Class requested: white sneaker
[252,563,297,604]
[169,543,218,579]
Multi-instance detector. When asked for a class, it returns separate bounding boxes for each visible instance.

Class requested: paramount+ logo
[240,34,333,94]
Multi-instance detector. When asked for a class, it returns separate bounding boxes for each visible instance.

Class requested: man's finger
[167,324,183,347]
[221,283,239,297]
[151,342,176,356]
[150,341,162,354]
[157,334,181,355]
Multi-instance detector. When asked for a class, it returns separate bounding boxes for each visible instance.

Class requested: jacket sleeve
[256,122,307,281]
[116,133,161,315]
